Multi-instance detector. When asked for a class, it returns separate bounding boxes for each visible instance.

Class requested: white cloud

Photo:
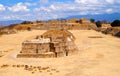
[2,15,20,20]
[8,2,30,12]
[0,4,5,11]
[28,0,119,20]
[75,0,119,4]
[50,5,58,10]
[106,8,113,13]
[0,0,120,20]
[106,0,114,4]
[24,2,37,6]
[75,0,99,4]
[40,0,49,4]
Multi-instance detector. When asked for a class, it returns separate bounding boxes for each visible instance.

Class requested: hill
[0,20,23,26]
[0,13,120,26]
[66,13,120,22]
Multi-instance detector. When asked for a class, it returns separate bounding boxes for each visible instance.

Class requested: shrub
[90,19,95,23]
[21,21,33,24]
[27,27,31,31]
[111,20,120,27]
[96,21,102,27]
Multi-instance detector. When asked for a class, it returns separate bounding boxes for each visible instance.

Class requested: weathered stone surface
[17,30,78,58]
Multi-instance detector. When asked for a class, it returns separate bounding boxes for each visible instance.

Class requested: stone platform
[17,53,55,58]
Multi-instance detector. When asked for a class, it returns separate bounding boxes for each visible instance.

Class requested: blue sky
[0,0,120,21]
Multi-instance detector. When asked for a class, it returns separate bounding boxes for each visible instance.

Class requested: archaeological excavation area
[0,30,120,76]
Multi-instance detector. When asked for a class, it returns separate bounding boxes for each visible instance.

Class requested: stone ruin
[17,30,78,58]
[35,18,98,30]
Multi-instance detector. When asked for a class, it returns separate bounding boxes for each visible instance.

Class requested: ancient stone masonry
[17,30,78,58]
[35,18,98,30]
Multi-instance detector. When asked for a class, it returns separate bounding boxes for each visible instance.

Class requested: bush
[76,19,82,23]
[27,27,31,31]
[90,19,95,23]
[111,20,120,27]
[21,21,33,24]
[96,21,102,27]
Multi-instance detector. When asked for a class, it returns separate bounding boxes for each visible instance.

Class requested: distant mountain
[0,13,120,26]
[66,13,120,22]
[0,20,23,26]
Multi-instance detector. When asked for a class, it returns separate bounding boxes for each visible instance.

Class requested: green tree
[21,21,33,24]
[111,20,120,27]
[76,19,82,23]
[90,19,95,23]
[96,21,102,27]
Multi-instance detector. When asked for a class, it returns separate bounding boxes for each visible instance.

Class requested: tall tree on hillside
[111,20,120,27]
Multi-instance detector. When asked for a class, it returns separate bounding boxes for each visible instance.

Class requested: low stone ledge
[17,53,55,58]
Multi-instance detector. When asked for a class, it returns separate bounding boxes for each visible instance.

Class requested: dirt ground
[0,30,120,76]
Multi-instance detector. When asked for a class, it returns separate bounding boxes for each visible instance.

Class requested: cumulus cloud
[33,0,120,20]
[75,0,119,4]
[50,5,57,10]
[75,0,99,4]
[2,15,20,20]
[106,8,113,13]
[8,2,30,12]
[0,4,6,11]
[106,0,114,4]
[24,2,37,6]
[40,0,49,4]
[0,0,120,20]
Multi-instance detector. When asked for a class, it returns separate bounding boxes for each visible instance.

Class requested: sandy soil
[0,30,120,76]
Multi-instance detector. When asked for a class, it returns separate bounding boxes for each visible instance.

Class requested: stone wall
[35,23,98,30]
[17,53,55,58]
[17,30,78,58]
[21,43,50,54]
